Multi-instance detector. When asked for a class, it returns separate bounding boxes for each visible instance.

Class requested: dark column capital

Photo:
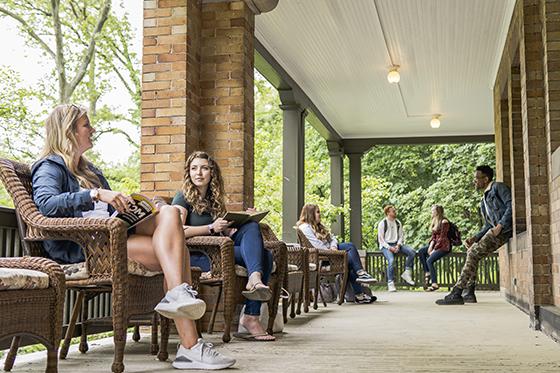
[327,141,344,157]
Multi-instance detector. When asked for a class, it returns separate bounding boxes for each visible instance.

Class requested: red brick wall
[199,1,255,210]
[543,0,560,308]
[142,0,199,198]
[494,0,558,312]
[520,0,553,307]
[141,0,255,210]
[509,67,527,234]
[548,145,559,308]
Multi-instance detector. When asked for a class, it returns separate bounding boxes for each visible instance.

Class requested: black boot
[463,284,477,303]
[435,286,464,305]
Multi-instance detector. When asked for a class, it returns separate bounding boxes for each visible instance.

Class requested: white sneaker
[155,283,206,320]
[401,269,415,286]
[388,281,397,292]
[173,339,236,370]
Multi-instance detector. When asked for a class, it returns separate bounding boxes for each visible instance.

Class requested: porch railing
[365,251,500,290]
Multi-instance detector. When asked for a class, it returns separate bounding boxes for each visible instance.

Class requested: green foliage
[0,1,141,207]
[86,150,140,195]
[254,73,283,234]
[0,67,45,162]
[304,121,350,227]
[360,143,495,250]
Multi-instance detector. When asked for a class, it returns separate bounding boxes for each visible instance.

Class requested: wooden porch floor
[4,291,559,372]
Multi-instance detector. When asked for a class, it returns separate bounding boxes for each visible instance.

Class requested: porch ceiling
[255,0,515,139]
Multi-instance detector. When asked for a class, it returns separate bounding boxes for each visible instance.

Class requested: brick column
[199,1,255,211]
[509,65,527,234]
[141,0,201,197]
[542,0,560,308]
[519,0,554,321]
[495,91,511,185]
[141,0,258,209]
[543,0,560,154]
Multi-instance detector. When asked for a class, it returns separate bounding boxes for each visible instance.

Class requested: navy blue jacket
[475,181,513,241]
[31,154,113,264]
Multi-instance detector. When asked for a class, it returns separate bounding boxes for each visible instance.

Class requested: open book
[111,193,158,229]
[222,210,269,229]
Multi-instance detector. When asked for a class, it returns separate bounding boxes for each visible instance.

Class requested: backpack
[377,218,401,247]
[447,221,462,248]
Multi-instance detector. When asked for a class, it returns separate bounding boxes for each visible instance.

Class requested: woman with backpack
[418,205,453,291]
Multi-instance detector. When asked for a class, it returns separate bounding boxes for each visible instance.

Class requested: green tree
[254,72,283,234]
[0,0,140,145]
[0,1,141,207]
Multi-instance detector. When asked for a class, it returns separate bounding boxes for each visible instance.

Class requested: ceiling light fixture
[387,66,400,84]
[430,115,441,129]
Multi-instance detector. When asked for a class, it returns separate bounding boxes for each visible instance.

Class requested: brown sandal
[426,284,440,292]
[242,283,272,301]
[423,273,431,289]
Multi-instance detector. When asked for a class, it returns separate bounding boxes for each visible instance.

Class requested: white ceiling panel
[255,0,515,138]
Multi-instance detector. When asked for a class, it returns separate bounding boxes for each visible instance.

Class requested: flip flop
[242,284,272,301]
[233,332,276,342]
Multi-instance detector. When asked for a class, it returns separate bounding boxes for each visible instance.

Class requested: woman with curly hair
[31,104,235,370]
[172,151,275,342]
[296,204,377,304]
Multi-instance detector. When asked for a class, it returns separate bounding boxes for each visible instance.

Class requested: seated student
[296,204,377,304]
[417,205,451,291]
[377,205,416,292]
[172,151,275,342]
[31,104,234,370]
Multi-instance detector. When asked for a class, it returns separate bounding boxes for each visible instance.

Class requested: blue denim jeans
[337,242,365,294]
[418,244,449,284]
[381,243,416,283]
[188,221,272,316]
[231,221,273,316]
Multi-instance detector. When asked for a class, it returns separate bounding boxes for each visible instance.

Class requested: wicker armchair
[296,229,348,307]
[0,256,65,373]
[258,226,306,322]
[186,223,287,342]
[283,244,306,322]
[0,159,168,373]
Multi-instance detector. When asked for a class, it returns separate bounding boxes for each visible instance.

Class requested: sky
[0,1,143,165]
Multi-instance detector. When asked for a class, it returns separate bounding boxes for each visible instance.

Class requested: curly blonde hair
[297,204,332,243]
[181,151,227,219]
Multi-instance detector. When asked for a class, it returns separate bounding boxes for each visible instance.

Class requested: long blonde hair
[182,151,227,219]
[430,205,446,232]
[39,104,101,189]
[297,204,331,242]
